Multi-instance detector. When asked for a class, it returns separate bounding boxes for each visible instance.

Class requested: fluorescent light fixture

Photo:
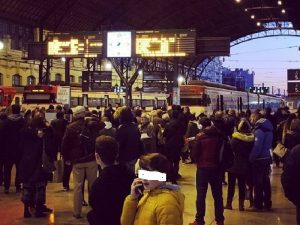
[256,21,261,26]
[281,9,286,14]
[277,0,282,5]
[251,15,255,19]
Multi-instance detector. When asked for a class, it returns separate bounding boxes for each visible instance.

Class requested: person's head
[141,113,150,125]
[199,117,211,129]
[290,119,300,132]
[156,109,163,118]
[95,135,119,168]
[237,118,252,133]
[139,153,170,191]
[119,107,134,124]
[48,104,55,110]
[11,104,21,115]
[56,111,64,119]
[73,106,85,119]
[250,112,263,125]
[56,105,63,112]
[183,106,190,114]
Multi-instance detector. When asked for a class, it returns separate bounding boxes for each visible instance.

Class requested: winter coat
[116,122,143,163]
[19,126,54,184]
[249,118,273,163]
[139,122,156,153]
[163,119,185,160]
[0,118,6,160]
[3,114,25,160]
[50,118,68,155]
[61,118,90,163]
[281,144,300,206]
[121,184,184,225]
[87,164,135,225]
[228,131,254,175]
[283,131,300,152]
[192,125,223,169]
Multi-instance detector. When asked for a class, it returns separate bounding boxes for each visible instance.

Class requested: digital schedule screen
[47,32,103,58]
[136,29,196,57]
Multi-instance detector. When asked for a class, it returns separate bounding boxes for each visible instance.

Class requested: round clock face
[107,32,132,57]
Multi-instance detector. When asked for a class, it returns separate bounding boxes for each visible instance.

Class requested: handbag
[53,153,64,183]
[42,139,56,173]
[273,143,287,158]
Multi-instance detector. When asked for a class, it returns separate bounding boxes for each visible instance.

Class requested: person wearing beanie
[224,118,254,211]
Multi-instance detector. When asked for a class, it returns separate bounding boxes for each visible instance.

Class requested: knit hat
[73,106,85,118]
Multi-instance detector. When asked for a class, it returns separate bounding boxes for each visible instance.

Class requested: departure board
[47,32,103,58]
[135,30,196,57]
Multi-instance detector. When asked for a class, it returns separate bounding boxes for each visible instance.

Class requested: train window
[12,74,22,86]
[202,94,211,106]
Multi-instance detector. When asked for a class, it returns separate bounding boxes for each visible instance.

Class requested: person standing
[249,112,273,210]
[224,119,254,211]
[281,144,300,225]
[3,104,25,193]
[61,106,99,218]
[0,112,7,186]
[190,118,225,225]
[87,135,134,225]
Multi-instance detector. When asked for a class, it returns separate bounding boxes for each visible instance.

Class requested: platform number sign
[287,69,300,81]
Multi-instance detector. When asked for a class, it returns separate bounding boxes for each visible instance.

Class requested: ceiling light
[245,8,248,12]
[0,41,4,50]
[281,9,286,14]
[256,21,261,27]
[277,0,282,5]
[251,15,255,19]
[235,0,241,3]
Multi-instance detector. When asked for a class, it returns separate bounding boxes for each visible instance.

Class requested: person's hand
[130,178,143,200]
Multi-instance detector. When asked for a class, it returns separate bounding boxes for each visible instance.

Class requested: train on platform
[180,80,284,115]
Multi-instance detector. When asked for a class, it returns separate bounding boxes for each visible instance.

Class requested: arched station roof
[0,0,299,40]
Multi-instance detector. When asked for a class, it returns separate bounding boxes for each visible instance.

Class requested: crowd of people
[0,103,299,225]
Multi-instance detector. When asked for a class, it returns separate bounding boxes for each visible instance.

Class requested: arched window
[12,74,22,86]
[0,73,3,85]
[27,75,36,85]
[70,75,75,83]
[55,73,62,82]
[78,76,82,84]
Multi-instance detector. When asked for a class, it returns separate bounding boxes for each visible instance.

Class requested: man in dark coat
[115,107,143,173]
[281,144,300,225]
[50,111,68,157]
[87,135,135,225]
[3,104,25,193]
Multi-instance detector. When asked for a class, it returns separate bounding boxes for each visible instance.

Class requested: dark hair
[56,105,63,111]
[48,104,55,110]
[199,117,211,128]
[11,104,20,114]
[119,107,134,124]
[95,135,119,165]
[56,111,64,119]
[139,153,170,175]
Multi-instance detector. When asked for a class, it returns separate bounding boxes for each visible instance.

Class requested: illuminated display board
[106,31,132,57]
[136,30,196,57]
[47,32,103,57]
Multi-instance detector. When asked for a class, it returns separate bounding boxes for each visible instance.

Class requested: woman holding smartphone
[121,153,185,225]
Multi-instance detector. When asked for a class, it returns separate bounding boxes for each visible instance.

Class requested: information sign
[56,86,71,105]
[82,71,112,92]
[287,69,300,81]
[288,82,300,95]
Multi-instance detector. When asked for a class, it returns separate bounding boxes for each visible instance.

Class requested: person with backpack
[61,106,102,219]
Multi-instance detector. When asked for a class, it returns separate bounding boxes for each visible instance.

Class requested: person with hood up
[224,119,254,211]
[121,153,184,225]
[190,118,225,225]
[249,112,273,210]
[2,104,25,193]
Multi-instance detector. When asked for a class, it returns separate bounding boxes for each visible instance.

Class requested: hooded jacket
[192,125,223,168]
[228,132,254,174]
[121,184,184,225]
[249,118,273,163]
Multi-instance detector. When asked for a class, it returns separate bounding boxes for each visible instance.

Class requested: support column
[65,58,70,86]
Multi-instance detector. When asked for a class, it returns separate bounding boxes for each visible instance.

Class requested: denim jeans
[195,168,224,224]
[252,159,272,209]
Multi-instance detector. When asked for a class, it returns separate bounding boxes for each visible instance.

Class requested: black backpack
[78,126,96,157]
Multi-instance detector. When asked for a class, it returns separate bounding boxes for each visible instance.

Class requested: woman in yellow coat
[121,153,185,225]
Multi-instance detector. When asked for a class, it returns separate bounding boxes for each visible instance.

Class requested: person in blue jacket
[249,112,273,210]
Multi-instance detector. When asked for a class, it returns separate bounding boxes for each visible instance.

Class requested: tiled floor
[0,163,297,225]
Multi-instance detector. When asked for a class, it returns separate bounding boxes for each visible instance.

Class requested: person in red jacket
[190,117,225,225]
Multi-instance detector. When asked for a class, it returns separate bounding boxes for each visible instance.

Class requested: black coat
[50,118,68,154]
[3,114,25,160]
[228,132,254,175]
[115,122,143,162]
[283,131,300,152]
[0,118,6,160]
[87,164,135,225]
[281,144,300,206]
[19,126,54,184]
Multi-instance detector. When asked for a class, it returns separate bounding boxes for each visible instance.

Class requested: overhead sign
[136,29,196,57]
[56,86,71,105]
[143,71,174,93]
[106,31,132,57]
[47,32,103,57]
[82,71,112,92]
[287,69,300,81]
[288,82,300,95]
